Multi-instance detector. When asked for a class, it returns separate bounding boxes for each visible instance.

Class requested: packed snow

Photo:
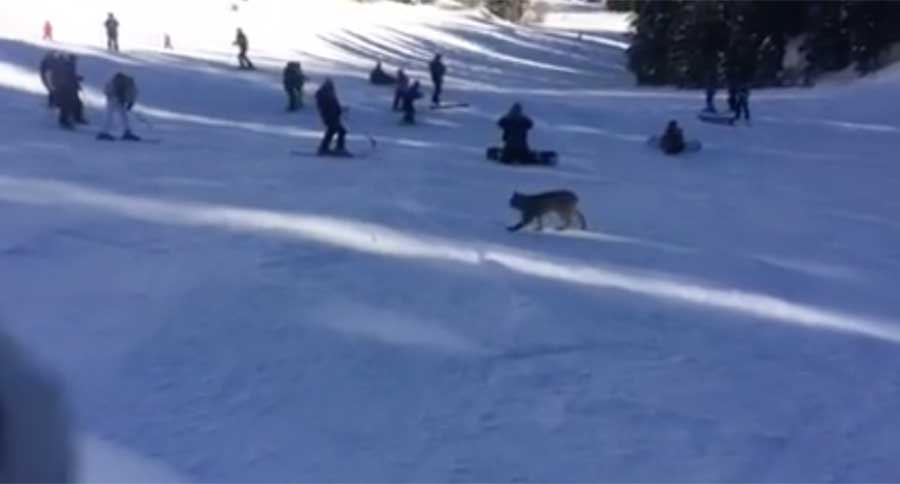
[2,0,900,481]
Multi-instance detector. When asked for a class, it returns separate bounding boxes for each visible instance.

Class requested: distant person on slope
[43,20,53,41]
[315,79,349,156]
[497,103,535,164]
[369,60,395,86]
[164,33,173,50]
[97,72,140,141]
[393,67,408,111]
[234,28,254,70]
[104,13,119,52]
[429,53,446,106]
[283,61,307,112]
[659,120,686,155]
[401,80,423,125]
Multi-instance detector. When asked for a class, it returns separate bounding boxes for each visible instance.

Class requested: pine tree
[626,1,676,84]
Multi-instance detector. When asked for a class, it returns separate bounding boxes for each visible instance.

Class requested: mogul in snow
[315,79,349,156]
[96,72,140,141]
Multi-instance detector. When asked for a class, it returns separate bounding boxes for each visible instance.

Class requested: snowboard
[486,147,558,166]
[697,111,735,126]
[290,150,364,159]
[430,102,469,110]
[646,135,702,153]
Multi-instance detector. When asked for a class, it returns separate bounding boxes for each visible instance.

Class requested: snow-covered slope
[2,1,900,482]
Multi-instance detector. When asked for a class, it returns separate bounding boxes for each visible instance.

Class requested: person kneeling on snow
[498,103,535,164]
[401,80,422,125]
[659,120,685,155]
[97,72,140,141]
[369,60,395,86]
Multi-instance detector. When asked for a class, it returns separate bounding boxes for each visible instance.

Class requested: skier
[233,28,254,70]
[283,61,306,112]
[43,20,53,41]
[429,53,446,106]
[393,67,408,111]
[52,55,87,129]
[369,60,395,86]
[401,80,423,125]
[39,50,60,107]
[104,13,119,52]
[164,33,173,50]
[315,79,349,156]
[96,72,140,141]
[659,120,686,155]
[497,103,535,164]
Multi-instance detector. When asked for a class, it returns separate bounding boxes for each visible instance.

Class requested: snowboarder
[369,60,395,86]
[497,103,535,164]
[39,50,60,107]
[659,120,686,155]
[96,72,140,141]
[400,80,422,125]
[52,55,86,129]
[731,84,750,124]
[283,61,306,111]
[315,79,349,156]
[234,28,254,70]
[43,20,53,41]
[393,67,408,111]
[104,13,119,52]
[429,53,446,106]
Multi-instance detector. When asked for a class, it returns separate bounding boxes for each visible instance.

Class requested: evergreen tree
[626,1,676,84]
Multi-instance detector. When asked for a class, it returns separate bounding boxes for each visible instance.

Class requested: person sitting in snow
[497,102,535,164]
[96,72,140,141]
[400,80,423,125]
[369,60,395,86]
[283,61,307,112]
[659,120,686,155]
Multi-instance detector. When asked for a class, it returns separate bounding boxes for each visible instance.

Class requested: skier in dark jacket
[97,72,140,141]
[401,80,423,125]
[429,53,446,106]
[39,51,60,107]
[104,13,119,52]
[234,28,254,70]
[393,68,408,111]
[315,79,348,156]
[659,120,686,155]
[52,55,86,129]
[731,84,750,124]
[283,61,306,111]
[497,103,534,164]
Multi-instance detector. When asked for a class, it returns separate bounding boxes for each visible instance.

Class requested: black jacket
[498,113,533,150]
[402,83,423,112]
[429,58,445,83]
[283,64,305,91]
[315,84,342,125]
[660,126,685,154]
[105,17,119,36]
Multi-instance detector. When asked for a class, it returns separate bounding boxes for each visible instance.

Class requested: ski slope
[3,0,900,481]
